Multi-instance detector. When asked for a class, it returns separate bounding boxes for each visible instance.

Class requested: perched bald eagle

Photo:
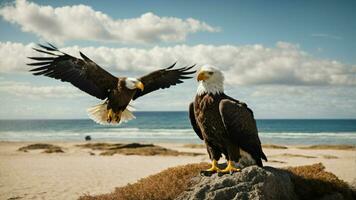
[28,44,195,125]
[189,65,267,174]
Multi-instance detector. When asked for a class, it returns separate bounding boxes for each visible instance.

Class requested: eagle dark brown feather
[189,102,203,140]
[219,99,267,166]
[28,44,118,100]
[133,62,196,100]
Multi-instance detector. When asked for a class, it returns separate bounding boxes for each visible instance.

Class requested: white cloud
[0,0,219,44]
[0,41,36,72]
[0,41,355,86]
[241,85,356,118]
[0,81,84,98]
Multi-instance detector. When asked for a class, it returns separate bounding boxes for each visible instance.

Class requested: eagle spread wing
[189,102,203,140]
[133,62,196,100]
[28,44,118,100]
[219,99,267,165]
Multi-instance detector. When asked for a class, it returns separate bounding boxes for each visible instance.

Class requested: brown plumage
[28,43,195,124]
[189,65,267,172]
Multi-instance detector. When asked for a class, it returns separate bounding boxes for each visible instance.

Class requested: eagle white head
[125,77,144,91]
[196,65,224,95]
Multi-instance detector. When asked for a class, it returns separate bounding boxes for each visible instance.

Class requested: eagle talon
[219,160,241,175]
[107,109,113,123]
[201,160,220,176]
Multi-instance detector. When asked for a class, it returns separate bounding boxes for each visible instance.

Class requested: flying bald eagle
[189,65,267,174]
[28,44,195,124]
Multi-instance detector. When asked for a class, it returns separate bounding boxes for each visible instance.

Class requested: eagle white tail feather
[87,102,135,125]
[121,108,135,122]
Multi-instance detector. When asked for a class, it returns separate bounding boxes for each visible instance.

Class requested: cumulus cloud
[0,41,355,86]
[0,81,84,98]
[244,85,356,118]
[0,42,36,72]
[0,0,219,44]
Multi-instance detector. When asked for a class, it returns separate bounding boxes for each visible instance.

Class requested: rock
[175,166,298,200]
[85,135,92,141]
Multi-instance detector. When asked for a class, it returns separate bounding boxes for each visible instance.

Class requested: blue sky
[0,0,355,119]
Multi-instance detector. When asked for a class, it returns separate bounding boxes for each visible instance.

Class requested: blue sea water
[0,112,355,145]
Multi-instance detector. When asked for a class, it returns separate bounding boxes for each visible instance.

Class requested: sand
[0,141,355,200]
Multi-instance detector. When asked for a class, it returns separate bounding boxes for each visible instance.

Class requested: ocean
[0,112,355,145]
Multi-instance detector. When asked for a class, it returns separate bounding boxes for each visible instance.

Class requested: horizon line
[1,117,355,120]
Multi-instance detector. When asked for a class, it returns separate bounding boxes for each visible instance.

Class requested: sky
[0,0,355,119]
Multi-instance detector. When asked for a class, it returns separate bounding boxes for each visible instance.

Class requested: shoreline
[1,141,355,200]
[0,139,356,148]
[1,139,356,145]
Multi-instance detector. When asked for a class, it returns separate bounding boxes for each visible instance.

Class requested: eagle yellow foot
[219,160,241,175]
[200,160,220,176]
[107,109,114,123]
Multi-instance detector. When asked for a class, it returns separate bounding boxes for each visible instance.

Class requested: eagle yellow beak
[135,81,144,91]
[197,71,208,81]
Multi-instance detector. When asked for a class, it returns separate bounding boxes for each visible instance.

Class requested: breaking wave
[0,128,355,145]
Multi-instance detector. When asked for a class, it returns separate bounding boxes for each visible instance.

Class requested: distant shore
[1,141,355,200]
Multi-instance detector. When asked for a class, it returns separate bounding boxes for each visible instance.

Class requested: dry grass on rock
[18,143,64,153]
[79,162,210,200]
[79,162,355,200]
[286,163,354,200]
[76,143,203,156]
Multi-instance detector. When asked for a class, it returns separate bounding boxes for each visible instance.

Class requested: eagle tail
[87,102,109,125]
[261,151,268,161]
[86,102,135,125]
[256,159,263,167]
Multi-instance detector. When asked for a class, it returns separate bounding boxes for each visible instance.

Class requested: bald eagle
[189,65,267,174]
[28,44,195,124]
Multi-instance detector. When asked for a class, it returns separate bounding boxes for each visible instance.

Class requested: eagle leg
[107,109,114,123]
[219,160,241,175]
[200,159,220,176]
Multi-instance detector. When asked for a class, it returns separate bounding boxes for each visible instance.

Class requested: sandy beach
[0,141,355,200]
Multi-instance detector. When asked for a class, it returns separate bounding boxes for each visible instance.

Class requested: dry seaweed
[184,143,289,150]
[183,144,205,148]
[268,159,287,164]
[262,144,288,149]
[271,153,317,159]
[77,142,203,156]
[18,143,64,153]
[322,155,338,159]
[298,145,356,150]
